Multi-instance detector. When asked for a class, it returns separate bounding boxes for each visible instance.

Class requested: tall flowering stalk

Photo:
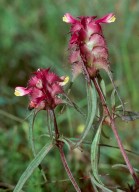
[14,68,81,192]
[63,13,139,187]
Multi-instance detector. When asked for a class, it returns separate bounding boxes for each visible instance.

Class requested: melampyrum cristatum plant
[13,13,139,192]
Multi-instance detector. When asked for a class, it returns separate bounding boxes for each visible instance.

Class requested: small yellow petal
[59,76,69,86]
[63,15,68,22]
[109,15,116,22]
[14,90,22,96]
[63,76,69,85]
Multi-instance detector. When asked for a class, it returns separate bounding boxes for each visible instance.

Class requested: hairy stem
[52,110,81,191]
[58,141,81,192]
[93,77,139,186]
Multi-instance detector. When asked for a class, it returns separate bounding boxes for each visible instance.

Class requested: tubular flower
[63,13,116,79]
[14,68,69,110]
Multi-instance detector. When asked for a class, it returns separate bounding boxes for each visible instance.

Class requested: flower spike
[15,68,68,110]
[63,12,116,79]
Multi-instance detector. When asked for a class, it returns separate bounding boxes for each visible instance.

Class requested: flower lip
[108,15,116,23]
[95,13,116,24]
[59,76,69,86]
[63,13,77,24]
[14,87,31,96]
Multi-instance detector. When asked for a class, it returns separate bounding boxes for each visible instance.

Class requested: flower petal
[63,13,77,24]
[14,87,31,96]
[95,13,116,24]
[59,76,69,86]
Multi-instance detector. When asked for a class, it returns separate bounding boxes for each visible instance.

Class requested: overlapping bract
[63,13,116,79]
[15,68,69,110]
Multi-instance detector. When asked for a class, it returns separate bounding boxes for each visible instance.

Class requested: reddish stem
[52,110,81,192]
[58,141,81,192]
[93,77,139,186]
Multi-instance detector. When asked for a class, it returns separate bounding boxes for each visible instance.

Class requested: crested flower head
[14,68,69,110]
[63,13,116,79]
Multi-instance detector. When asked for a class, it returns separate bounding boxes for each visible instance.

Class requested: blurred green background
[0,0,139,191]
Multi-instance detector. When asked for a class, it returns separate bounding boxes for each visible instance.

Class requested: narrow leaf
[100,78,106,97]
[73,82,97,148]
[29,110,47,181]
[13,142,53,192]
[108,71,125,113]
[60,137,72,150]
[90,173,112,192]
[29,110,37,156]
[112,164,139,173]
[111,89,116,108]
[91,118,103,184]
[91,118,112,191]
[47,110,54,140]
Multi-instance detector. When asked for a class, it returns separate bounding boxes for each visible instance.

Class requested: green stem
[51,109,59,140]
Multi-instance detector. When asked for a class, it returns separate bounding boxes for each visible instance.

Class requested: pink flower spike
[64,13,116,78]
[95,13,116,24]
[15,68,68,110]
[63,13,77,24]
[14,87,31,96]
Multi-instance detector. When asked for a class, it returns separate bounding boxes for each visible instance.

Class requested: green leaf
[13,142,53,192]
[29,110,48,182]
[111,89,116,108]
[91,118,103,184]
[73,82,97,148]
[47,110,54,140]
[29,110,37,157]
[100,78,106,97]
[90,173,112,192]
[99,144,139,156]
[91,119,112,192]
[112,164,139,173]
[60,137,72,150]
[108,71,125,112]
